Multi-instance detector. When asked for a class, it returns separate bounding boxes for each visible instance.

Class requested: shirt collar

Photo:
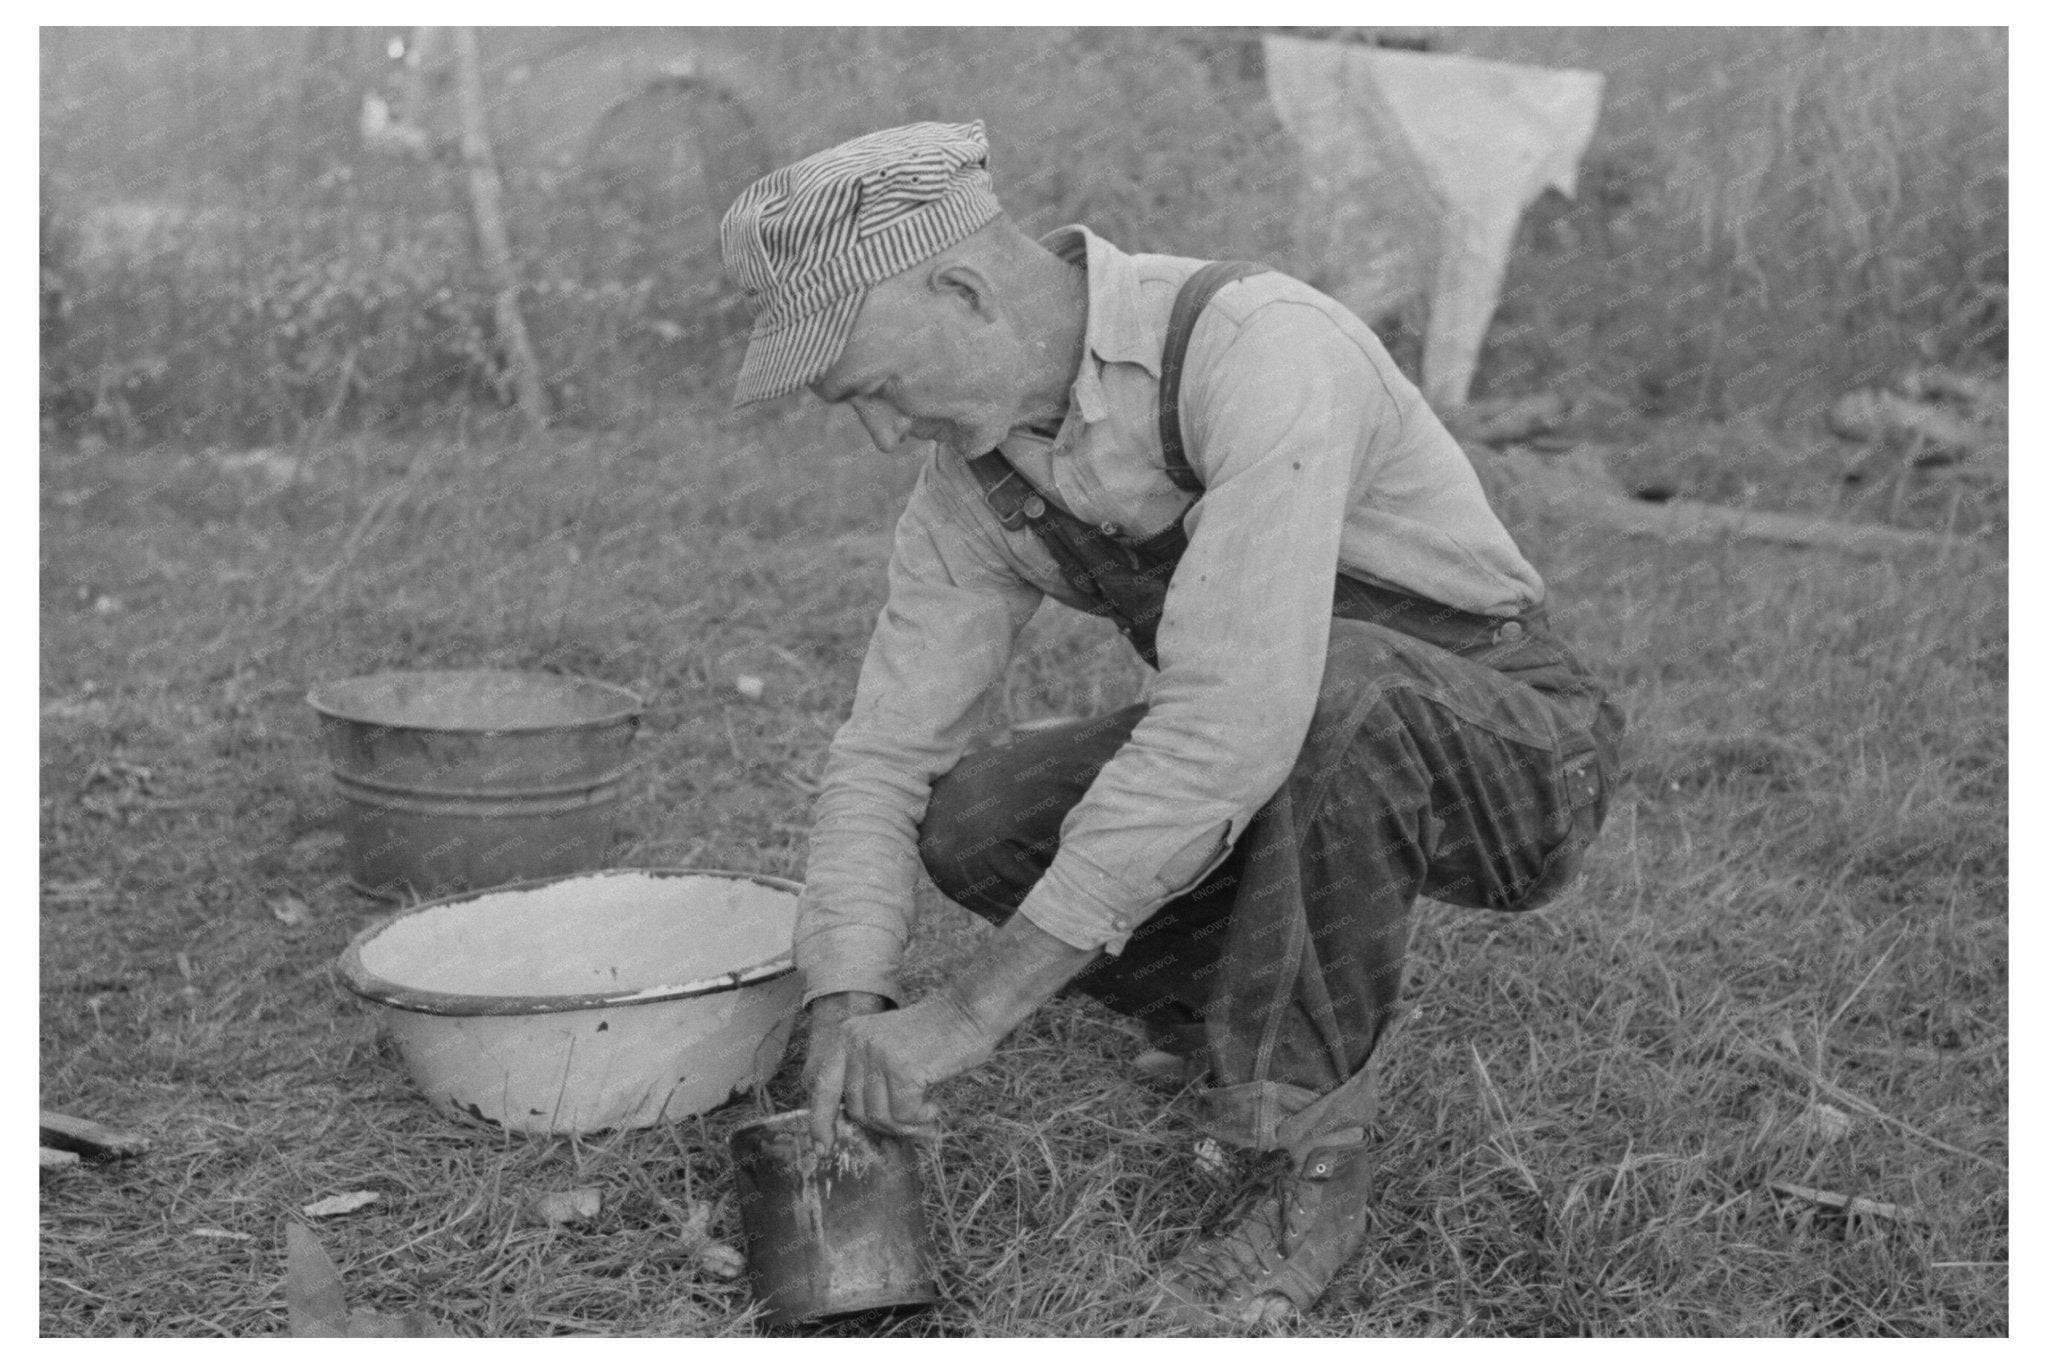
[1038,224,1159,426]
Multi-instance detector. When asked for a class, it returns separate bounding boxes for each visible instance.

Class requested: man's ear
[929,261,999,323]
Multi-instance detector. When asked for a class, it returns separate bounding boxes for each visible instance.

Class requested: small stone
[692,1241,745,1280]
[302,1190,380,1218]
[1793,1102,1855,1142]
[524,1187,602,1226]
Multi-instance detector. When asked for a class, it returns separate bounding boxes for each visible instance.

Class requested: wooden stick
[1738,1043,2006,1173]
[1769,1181,1922,1224]
[41,1110,148,1160]
[452,26,549,434]
[1479,445,1974,561]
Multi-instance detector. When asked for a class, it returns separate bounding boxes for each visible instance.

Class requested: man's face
[809,267,1021,460]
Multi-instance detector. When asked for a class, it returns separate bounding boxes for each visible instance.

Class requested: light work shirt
[794,224,1544,1006]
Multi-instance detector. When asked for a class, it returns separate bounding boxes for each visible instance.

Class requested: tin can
[728,1108,937,1326]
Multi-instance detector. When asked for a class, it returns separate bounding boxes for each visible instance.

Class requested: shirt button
[1100,521,1122,537]
[1497,620,1524,642]
[1023,496,1046,519]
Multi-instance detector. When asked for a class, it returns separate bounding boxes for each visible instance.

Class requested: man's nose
[849,398,910,453]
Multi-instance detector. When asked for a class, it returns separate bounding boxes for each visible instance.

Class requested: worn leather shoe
[1149,1127,1374,1328]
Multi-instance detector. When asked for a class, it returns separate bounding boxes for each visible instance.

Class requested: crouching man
[718,121,1623,1327]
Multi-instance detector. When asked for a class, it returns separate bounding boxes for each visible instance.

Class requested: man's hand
[803,989,999,1148]
[836,989,1001,1141]
[802,991,890,1151]
[801,916,1103,1150]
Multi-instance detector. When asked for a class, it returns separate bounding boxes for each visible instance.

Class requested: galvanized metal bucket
[306,669,643,900]
[729,1109,938,1327]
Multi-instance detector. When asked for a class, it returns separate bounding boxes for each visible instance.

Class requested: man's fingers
[863,1061,896,1135]
[807,1038,849,1152]
[882,1066,926,1128]
[827,1014,946,1141]
[884,1070,942,1140]
[854,1059,939,1140]
[839,1035,871,1132]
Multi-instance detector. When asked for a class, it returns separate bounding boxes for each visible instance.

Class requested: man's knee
[918,711,1140,908]
[918,756,1051,917]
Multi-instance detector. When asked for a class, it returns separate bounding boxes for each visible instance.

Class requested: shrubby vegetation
[40,27,2005,448]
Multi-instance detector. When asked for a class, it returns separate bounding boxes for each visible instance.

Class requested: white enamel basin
[340,868,802,1134]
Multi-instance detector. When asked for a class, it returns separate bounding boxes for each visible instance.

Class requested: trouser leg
[1202,619,1617,1150]
[917,617,1619,1153]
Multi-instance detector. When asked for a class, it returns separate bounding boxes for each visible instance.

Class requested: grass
[1467,26,2006,422]
[39,390,2006,1336]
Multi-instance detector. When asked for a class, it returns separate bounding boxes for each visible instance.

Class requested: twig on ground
[1482,444,1981,560]
[1741,1037,2006,1172]
[1768,1182,1922,1224]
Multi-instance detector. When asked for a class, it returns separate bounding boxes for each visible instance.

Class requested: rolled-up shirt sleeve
[1015,300,1393,954]
[794,455,1043,1006]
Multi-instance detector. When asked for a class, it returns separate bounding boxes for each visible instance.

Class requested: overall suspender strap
[1157,260,1269,492]
[960,257,1272,666]
[965,258,1270,518]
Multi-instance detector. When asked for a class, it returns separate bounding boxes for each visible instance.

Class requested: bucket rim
[761,1289,942,1328]
[730,1106,815,1137]
[306,668,644,734]
[338,867,800,1018]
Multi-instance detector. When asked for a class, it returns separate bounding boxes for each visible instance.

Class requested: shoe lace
[1161,1139,1374,1323]
[1176,1157,1299,1289]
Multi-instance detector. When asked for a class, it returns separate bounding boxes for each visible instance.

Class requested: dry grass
[39,393,2005,1335]
[1468,26,2006,422]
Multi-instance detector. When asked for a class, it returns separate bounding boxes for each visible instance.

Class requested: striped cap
[720,120,1003,407]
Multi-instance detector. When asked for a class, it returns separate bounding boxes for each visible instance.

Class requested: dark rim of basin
[338,867,800,1018]
[307,668,643,734]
